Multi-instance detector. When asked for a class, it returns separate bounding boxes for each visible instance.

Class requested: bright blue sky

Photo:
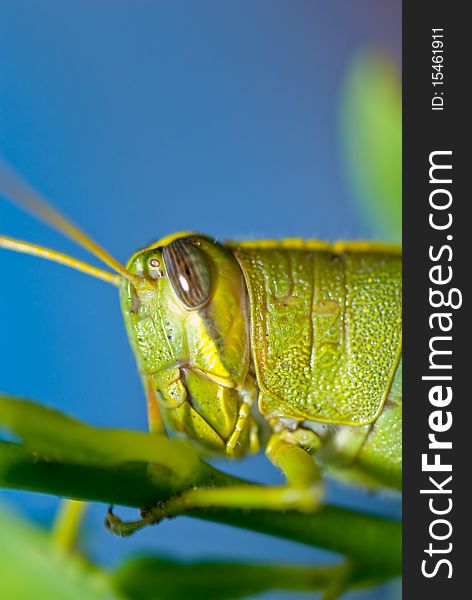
[0,2,401,599]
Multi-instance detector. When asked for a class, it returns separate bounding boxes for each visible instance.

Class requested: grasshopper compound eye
[163,239,212,310]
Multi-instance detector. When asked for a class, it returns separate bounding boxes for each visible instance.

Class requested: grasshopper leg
[226,379,259,456]
[265,429,323,505]
[105,429,323,536]
[144,376,167,435]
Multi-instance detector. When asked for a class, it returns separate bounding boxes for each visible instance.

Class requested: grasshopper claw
[105,506,154,537]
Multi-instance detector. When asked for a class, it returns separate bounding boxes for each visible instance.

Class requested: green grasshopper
[0,162,401,533]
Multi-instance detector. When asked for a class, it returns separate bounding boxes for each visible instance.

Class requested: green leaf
[0,504,115,600]
[112,556,348,600]
[340,49,402,241]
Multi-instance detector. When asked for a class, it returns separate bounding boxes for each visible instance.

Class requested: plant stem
[52,499,88,553]
[0,441,401,574]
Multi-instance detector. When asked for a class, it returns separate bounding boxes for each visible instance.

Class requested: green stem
[0,396,200,480]
[0,441,401,574]
[0,395,401,574]
[51,499,88,552]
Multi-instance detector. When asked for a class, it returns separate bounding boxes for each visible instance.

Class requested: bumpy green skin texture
[325,361,402,490]
[233,246,402,426]
[356,359,402,488]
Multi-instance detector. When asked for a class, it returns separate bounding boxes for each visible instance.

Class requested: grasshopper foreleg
[105,428,324,536]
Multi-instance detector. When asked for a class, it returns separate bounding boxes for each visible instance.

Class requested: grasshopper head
[121,233,259,457]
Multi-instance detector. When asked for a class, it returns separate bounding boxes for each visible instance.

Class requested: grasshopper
[0,161,401,533]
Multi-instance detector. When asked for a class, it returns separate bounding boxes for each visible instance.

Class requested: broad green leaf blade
[112,556,346,600]
[340,49,402,241]
[0,505,115,600]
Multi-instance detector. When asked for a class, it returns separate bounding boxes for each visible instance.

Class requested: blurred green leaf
[340,48,402,241]
[0,503,384,600]
[0,505,115,600]
[112,556,350,600]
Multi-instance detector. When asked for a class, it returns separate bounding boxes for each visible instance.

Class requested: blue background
[0,2,401,599]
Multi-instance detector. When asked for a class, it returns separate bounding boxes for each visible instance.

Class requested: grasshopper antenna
[0,159,151,290]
